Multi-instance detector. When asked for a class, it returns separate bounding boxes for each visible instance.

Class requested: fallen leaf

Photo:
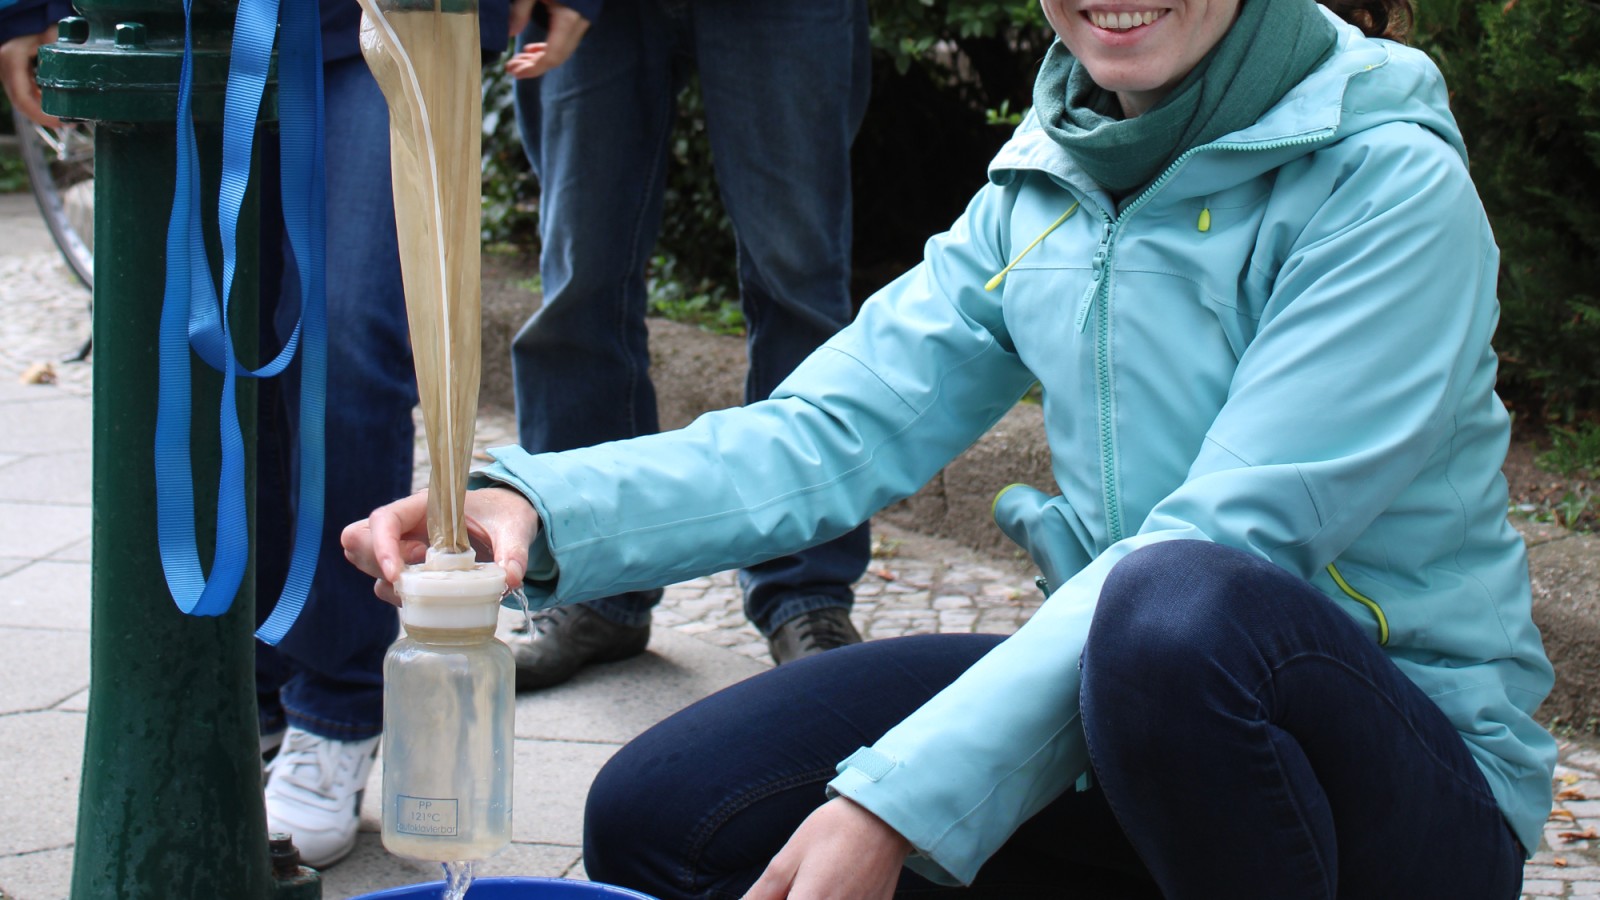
[1554,857,1568,867]
[19,362,56,385]
[1557,826,1598,843]
[872,568,897,582]
[1550,809,1577,821]
[1561,773,1582,786]
[870,537,902,559]
[1558,788,1590,801]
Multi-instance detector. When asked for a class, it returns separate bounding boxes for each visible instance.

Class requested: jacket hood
[991,8,1468,199]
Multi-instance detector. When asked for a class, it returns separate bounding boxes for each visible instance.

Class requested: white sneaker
[261,728,286,759]
[263,725,380,868]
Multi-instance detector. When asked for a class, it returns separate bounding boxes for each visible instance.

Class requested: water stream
[508,586,532,631]
[442,860,476,899]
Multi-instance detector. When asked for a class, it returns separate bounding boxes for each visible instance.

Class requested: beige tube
[356,0,482,557]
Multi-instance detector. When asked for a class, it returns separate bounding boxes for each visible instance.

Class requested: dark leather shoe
[507,604,650,690]
[767,607,862,665]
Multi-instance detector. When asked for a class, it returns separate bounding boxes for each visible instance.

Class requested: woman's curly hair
[1322,0,1416,42]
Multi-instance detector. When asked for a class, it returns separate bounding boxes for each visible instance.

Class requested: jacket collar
[989,9,1467,203]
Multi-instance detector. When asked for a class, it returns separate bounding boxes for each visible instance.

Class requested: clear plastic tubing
[381,554,513,863]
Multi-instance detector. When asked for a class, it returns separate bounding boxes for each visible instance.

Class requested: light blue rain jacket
[475,12,1555,884]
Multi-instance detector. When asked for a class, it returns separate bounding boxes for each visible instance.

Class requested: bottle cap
[395,559,507,629]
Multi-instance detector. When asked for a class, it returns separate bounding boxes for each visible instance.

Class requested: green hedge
[1413,0,1600,420]
[482,0,1600,418]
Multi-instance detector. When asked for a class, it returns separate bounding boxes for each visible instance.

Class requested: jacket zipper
[1079,132,1332,546]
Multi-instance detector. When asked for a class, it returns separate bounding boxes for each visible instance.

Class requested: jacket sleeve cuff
[828,749,969,886]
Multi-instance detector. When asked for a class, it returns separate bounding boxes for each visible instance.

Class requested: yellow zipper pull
[986,201,1081,291]
[1197,206,1212,233]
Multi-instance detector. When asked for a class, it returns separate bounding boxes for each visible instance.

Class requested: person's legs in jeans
[585,633,1161,900]
[256,55,416,866]
[510,0,683,631]
[1081,540,1525,899]
[260,55,414,740]
[693,0,873,638]
[503,3,691,688]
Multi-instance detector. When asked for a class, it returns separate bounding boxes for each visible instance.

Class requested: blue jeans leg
[256,57,415,741]
[510,1,683,627]
[584,634,1161,899]
[1081,540,1524,899]
[694,0,873,635]
[511,0,873,633]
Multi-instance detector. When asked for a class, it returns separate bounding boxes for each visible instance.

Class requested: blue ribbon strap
[154,0,327,644]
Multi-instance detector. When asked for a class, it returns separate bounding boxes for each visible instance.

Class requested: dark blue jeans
[510,0,873,635]
[584,542,1523,898]
[256,57,415,741]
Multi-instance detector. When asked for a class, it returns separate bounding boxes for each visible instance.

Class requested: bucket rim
[350,875,659,899]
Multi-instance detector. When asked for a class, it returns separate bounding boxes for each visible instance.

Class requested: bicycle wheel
[13,107,93,290]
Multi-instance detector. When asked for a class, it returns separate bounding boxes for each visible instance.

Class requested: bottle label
[396,794,459,837]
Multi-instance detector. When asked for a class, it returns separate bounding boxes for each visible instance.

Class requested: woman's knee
[1087,541,1263,666]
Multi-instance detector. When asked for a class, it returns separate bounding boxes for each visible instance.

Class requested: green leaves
[1412,0,1600,417]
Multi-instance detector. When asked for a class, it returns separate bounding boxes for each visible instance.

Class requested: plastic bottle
[381,553,514,863]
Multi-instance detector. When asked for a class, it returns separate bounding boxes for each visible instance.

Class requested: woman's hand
[743,797,912,900]
[341,486,540,604]
[504,0,590,80]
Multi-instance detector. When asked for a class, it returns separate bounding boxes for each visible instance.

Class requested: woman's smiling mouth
[1086,9,1168,31]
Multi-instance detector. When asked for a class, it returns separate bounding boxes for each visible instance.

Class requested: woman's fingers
[346,487,540,600]
[741,798,909,900]
[465,486,539,590]
[343,490,431,583]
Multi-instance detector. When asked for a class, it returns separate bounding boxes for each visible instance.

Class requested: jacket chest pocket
[1000,267,1100,392]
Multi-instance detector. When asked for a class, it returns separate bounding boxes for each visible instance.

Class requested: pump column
[36,2,286,896]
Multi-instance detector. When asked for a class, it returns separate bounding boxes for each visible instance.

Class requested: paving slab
[0,559,92,631]
[0,846,73,900]
[0,501,90,561]
[0,709,87,856]
[46,537,90,563]
[0,626,89,714]
[509,740,619,848]
[0,448,92,505]
[0,394,92,453]
[509,626,766,744]
[0,194,62,258]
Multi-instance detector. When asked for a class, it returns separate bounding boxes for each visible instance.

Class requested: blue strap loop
[155,0,327,645]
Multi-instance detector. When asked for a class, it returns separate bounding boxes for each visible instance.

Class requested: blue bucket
[352,876,659,899]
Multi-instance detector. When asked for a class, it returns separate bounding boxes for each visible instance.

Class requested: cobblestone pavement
[1527,745,1600,898]
[4,189,1596,897]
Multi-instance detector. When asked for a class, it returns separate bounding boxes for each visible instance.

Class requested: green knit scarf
[1033,0,1338,197]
